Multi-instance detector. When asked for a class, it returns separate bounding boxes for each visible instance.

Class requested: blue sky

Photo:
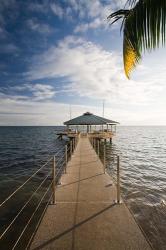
[0,0,166,125]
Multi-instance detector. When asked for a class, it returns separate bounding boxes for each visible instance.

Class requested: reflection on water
[107,126,166,250]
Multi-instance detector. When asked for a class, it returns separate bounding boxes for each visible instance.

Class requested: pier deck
[30,137,151,250]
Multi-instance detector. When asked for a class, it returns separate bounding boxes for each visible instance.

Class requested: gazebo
[64,112,119,134]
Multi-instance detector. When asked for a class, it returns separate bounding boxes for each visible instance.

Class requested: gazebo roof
[64,112,119,126]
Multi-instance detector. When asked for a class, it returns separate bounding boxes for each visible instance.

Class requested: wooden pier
[30,136,151,250]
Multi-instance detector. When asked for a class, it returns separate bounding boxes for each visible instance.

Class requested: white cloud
[28,2,48,13]
[73,0,112,32]
[74,17,106,33]
[70,0,134,33]
[4,83,56,101]
[26,19,53,34]
[0,43,19,54]
[1,95,166,126]
[26,35,165,108]
[25,83,56,100]
[50,3,64,19]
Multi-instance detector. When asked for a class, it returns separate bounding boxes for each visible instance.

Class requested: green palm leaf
[108,0,166,78]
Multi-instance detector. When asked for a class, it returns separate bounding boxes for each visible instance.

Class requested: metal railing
[0,136,79,250]
[89,137,121,204]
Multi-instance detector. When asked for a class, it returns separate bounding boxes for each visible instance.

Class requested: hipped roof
[64,112,119,126]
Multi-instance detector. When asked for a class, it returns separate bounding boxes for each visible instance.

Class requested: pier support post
[74,138,75,150]
[65,145,67,174]
[52,156,56,205]
[116,155,121,204]
[71,139,73,152]
[97,140,99,155]
[70,140,72,158]
[103,143,106,173]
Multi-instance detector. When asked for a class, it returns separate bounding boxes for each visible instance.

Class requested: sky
[0,0,166,126]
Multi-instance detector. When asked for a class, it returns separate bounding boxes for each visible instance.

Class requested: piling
[117,155,121,204]
[52,156,56,205]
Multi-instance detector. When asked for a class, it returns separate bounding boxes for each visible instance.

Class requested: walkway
[30,137,151,250]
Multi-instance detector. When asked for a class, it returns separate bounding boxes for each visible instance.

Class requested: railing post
[70,140,72,157]
[52,156,56,205]
[65,145,67,174]
[103,143,106,173]
[73,138,75,151]
[72,139,74,153]
[97,140,99,155]
[117,155,121,204]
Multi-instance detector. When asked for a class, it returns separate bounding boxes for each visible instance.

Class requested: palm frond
[108,0,166,78]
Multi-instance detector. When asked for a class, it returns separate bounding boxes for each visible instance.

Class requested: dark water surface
[0,126,166,249]
[0,126,67,249]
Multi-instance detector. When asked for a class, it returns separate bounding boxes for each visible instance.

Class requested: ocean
[0,126,166,250]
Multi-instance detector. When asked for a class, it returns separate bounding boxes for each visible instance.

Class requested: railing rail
[0,157,53,208]
[89,137,121,204]
[0,135,79,250]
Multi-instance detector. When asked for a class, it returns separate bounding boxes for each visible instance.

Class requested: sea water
[0,126,166,249]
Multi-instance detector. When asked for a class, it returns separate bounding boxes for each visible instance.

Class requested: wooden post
[65,145,67,174]
[117,155,121,204]
[52,156,56,204]
[103,143,106,173]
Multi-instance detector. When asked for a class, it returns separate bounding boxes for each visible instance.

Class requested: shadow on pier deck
[30,137,152,250]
